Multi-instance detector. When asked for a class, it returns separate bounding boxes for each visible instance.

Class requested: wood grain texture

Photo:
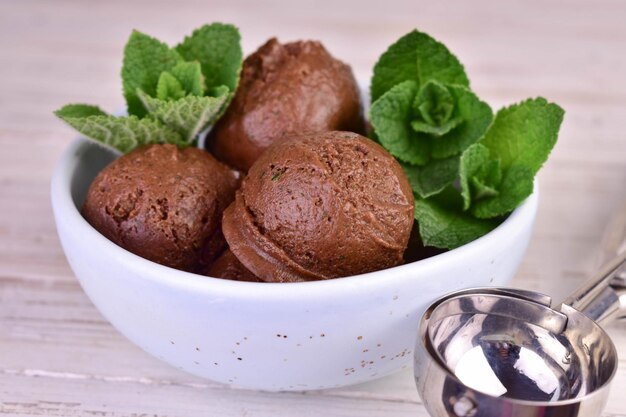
[1,0,626,415]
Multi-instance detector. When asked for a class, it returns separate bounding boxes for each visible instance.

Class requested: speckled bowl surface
[51,138,538,391]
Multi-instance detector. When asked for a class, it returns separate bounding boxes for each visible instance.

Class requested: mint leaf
[369,80,430,165]
[138,90,230,143]
[54,104,107,118]
[211,85,230,99]
[176,23,243,93]
[121,30,183,117]
[412,118,462,136]
[471,165,534,218]
[413,80,455,126]
[463,97,563,218]
[371,30,469,103]
[478,159,502,192]
[429,85,493,159]
[155,62,205,101]
[370,81,491,166]
[55,104,184,153]
[402,157,459,198]
[210,85,232,119]
[468,159,502,209]
[156,72,186,101]
[471,176,499,200]
[368,30,564,248]
[415,189,499,249]
[480,98,564,173]
[169,61,204,97]
[460,143,498,210]
[411,80,463,136]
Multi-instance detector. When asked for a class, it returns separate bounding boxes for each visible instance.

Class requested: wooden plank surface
[1,0,626,415]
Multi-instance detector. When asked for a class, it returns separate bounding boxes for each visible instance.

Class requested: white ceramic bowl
[51,138,538,391]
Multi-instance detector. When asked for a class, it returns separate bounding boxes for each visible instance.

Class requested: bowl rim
[51,138,539,297]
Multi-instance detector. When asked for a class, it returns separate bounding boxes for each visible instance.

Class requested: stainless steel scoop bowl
[415,247,626,416]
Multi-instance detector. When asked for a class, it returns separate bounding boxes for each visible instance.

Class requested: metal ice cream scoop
[414,207,626,417]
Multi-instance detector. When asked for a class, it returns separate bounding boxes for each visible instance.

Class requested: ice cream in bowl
[51,23,560,390]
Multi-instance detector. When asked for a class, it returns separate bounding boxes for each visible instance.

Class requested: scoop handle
[561,250,626,324]
[595,201,626,280]
[562,201,626,325]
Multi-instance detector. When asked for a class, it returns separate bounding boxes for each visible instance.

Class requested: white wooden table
[1,0,625,415]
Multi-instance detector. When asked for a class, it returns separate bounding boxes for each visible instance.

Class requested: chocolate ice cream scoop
[206,249,261,282]
[222,131,415,282]
[207,38,365,172]
[82,144,239,272]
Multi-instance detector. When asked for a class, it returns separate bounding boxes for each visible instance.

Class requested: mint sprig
[371,29,564,250]
[55,23,243,154]
[369,29,493,203]
[465,98,565,218]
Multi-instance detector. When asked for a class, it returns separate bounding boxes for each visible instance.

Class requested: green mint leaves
[138,90,229,143]
[411,81,462,136]
[401,157,459,199]
[479,98,564,174]
[370,29,564,249]
[154,62,205,101]
[370,30,469,103]
[464,98,564,219]
[460,143,501,210]
[414,187,499,249]
[175,23,243,94]
[370,30,492,184]
[55,104,185,153]
[370,78,492,181]
[55,23,243,153]
[122,31,184,118]
[370,81,429,165]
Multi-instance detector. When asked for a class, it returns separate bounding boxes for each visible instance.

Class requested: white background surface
[1,0,626,415]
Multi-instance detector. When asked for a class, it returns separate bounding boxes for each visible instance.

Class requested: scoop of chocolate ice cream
[222,131,415,282]
[205,249,261,282]
[207,38,365,172]
[82,144,239,272]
